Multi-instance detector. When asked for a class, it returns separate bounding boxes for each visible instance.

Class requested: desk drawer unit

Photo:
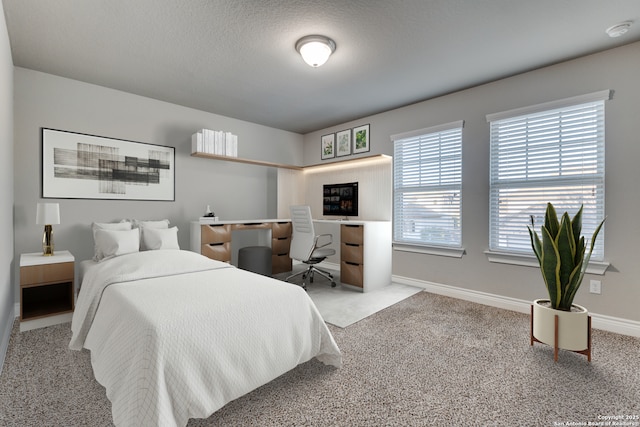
[271,222,292,274]
[200,224,232,263]
[340,224,364,288]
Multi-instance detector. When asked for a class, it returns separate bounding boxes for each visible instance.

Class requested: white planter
[532,299,589,351]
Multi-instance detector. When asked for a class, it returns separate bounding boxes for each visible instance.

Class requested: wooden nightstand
[20,250,75,332]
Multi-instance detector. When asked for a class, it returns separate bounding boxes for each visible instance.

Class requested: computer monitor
[323,182,359,217]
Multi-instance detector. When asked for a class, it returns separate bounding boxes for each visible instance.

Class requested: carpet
[1,292,639,426]
[274,264,422,327]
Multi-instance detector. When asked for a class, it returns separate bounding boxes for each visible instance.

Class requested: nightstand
[20,250,75,332]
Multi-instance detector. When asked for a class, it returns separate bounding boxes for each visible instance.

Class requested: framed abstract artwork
[41,128,175,201]
[321,133,335,159]
[336,129,351,157]
[353,124,370,154]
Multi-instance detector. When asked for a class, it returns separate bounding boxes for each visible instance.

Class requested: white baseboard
[393,275,640,338]
[0,304,16,376]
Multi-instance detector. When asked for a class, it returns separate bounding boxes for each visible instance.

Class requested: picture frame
[353,124,371,154]
[321,133,335,159]
[336,129,352,157]
[42,128,175,201]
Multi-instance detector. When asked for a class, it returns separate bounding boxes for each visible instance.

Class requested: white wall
[13,68,303,305]
[0,5,14,370]
[304,42,640,324]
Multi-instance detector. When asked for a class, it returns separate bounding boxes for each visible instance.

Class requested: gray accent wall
[0,5,14,370]
[303,42,640,323]
[12,68,303,305]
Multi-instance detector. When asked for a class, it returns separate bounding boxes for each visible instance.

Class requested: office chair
[286,205,337,289]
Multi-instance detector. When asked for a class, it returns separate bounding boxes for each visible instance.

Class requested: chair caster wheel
[331,282,336,287]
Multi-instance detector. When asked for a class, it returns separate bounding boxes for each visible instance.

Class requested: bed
[69,228,341,427]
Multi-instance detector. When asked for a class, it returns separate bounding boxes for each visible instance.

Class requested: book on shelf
[192,128,237,157]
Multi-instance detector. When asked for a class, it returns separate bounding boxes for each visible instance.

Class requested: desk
[190,219,391,292]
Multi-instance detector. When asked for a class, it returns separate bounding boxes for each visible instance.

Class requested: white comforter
[70,250,341,427]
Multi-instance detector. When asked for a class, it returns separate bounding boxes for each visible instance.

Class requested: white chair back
[289,205,316,262]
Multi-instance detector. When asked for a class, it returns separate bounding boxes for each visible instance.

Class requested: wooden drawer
[272,253,292,274]
[272,222,292,238]
[341,224,363,245]
[201,242,231,262]
[233,222,271,231]
[20,262,74,287]
[271,237,291,255]
[201,224,231,244]
[341,243,363,264]
[340,261,363,288]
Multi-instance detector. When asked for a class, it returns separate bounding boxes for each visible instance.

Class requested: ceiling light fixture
[295,35,336,67]
[606,21,633,38]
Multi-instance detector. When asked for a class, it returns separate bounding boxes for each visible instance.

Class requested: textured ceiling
[3,0,640,134]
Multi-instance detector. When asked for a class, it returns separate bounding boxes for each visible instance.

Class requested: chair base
[286,263,337,290]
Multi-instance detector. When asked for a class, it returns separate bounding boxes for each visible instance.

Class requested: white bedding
[70,250,341,427]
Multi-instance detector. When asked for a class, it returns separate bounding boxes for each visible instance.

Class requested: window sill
[393,243,465,258]
[484,250,609,275]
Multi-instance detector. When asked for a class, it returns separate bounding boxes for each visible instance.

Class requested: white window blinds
[392,121,463,248]
[487,91,610,260]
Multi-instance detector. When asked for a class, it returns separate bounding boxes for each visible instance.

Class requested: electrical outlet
[590,280,602,294]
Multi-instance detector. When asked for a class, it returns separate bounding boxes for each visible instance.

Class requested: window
[392,121,463,250]
[487,91,610,261]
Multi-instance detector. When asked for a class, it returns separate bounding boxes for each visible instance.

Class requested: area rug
[275,265,422,327]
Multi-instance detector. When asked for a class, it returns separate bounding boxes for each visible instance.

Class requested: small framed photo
[336,129,351,157]
[321,133,335,159]
[353,124,370,154]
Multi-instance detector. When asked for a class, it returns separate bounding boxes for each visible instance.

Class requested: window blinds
[392,121,463,248]
[488,94,608,259]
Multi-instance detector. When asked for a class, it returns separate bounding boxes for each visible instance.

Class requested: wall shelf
[191,152,390,171]
[191,152,303,170]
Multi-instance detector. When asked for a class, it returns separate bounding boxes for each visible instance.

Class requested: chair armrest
[314,233,333,248]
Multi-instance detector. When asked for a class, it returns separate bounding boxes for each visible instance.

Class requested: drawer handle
[208,243,224,247]
[276,253,289,257]
[345,243,360,247]
[345,261,360,266]
[344,224,360,228]
[276,237,289,240]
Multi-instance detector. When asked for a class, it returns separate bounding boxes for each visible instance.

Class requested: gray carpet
[1,292,639,426]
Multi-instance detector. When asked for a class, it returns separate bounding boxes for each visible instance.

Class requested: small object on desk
[204,205,216,217]
[199,216,219,224]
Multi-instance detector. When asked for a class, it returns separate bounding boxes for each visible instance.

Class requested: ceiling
[3,1,640,134]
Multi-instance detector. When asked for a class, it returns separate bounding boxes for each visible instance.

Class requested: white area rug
[276,265,422,328]
[306,282,423,328]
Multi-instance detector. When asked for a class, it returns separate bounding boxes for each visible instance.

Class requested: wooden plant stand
[530,305,592,362]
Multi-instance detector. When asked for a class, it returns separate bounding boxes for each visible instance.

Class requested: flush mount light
[606,21,633,38]
[295,35,336,67]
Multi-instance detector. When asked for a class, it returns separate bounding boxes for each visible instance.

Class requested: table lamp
[36,202,60,256]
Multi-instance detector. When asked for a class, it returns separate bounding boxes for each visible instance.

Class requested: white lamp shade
[36,203,60,225]
[296,35,336,67]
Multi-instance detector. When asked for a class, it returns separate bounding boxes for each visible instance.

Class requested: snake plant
[527,203,606,311]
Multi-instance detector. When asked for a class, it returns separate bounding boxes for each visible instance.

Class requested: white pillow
[94,228,140,261]
[141,226,180,251]
[92,221,132,261]
[134,219,170,250]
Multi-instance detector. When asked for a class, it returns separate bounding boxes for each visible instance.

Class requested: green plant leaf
[544,203,560,239]
[556,213,576,299]
[541,225,561,308]
[528,225,542,264]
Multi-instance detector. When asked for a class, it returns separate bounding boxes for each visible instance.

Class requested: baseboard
[0,304,16,376]
[393,275,640,338]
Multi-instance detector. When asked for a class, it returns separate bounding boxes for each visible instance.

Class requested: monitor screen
[323,182,359,217]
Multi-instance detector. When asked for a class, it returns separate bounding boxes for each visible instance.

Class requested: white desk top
[194,218,389,225]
